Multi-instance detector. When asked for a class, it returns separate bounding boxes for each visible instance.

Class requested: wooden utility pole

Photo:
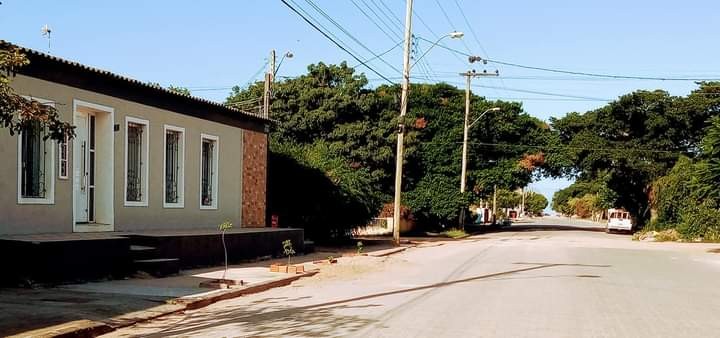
[392,0,414,246]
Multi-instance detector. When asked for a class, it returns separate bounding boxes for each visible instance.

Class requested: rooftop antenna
[41,24,52,53]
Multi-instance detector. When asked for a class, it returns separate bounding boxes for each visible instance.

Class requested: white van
[607,208,633,232]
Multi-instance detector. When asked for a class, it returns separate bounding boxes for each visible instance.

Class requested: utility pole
[493,184,498,224]
[521,188,526,217]
[263,49,276,118]
[392,0,414,246]
[458,69,498,227]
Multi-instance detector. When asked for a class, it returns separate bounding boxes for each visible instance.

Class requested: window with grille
[164,126,184,207]
[200,134,218,209]
[58,135,69,179]
[17,97,55,205]
[125,117,149,206]
[20,121,48,198]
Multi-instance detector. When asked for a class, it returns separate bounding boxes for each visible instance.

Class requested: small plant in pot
[271,239,304,273]
[356,241,364,256]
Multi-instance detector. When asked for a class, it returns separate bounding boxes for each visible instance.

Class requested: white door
[74,113,90,223]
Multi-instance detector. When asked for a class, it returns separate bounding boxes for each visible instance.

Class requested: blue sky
[3,0,719,210]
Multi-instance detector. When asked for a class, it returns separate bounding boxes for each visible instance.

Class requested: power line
[433,0,474,55]
[419,141,691,155]
[352,40,403,68]
[452,0,489,58]
[416,36,720,82]
[358,0,401,38]
[280,0,395,84]
[350,0,398,41]
[303,0,402,74]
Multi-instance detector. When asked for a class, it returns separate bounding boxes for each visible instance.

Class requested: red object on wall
[271,215,279,228]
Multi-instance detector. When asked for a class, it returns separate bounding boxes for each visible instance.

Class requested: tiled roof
[2,40,270,123]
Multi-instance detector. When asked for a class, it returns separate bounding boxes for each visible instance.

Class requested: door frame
[72,99,114,232]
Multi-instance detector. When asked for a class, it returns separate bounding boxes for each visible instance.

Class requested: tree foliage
[525,192,548,215]
[550,85,720,224]
[228,62,556,236]
[1,43,74,140]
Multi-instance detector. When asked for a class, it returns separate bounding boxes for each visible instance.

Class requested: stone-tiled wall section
[242,130,268,227]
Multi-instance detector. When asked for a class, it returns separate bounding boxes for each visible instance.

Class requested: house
[1,42,270,235]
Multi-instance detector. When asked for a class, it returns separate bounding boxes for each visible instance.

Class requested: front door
[74,112,95,223]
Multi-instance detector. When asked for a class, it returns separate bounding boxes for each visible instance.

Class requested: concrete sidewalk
[1,240,404,337]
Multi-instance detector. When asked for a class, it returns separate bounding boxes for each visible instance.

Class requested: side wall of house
[242,130,267,227]
[0,75,261,235]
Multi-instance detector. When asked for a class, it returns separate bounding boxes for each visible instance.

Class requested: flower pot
[277,265,288,273]
[294,264,305,273]
[270,264,279,272]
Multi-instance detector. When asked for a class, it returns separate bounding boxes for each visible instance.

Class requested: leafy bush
[678,203,720,241]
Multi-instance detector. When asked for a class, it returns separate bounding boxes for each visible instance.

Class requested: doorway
[73,100,114,232]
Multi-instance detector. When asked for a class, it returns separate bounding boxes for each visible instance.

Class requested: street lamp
[392,23,464,245]
[274,51,294,76]
[410,31,464,69]
[459,107,500,226]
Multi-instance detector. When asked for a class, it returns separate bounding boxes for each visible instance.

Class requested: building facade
[0,44,269,235]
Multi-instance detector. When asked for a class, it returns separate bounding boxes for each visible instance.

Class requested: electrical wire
[303,0,402,74]
[280,0,395,84]
[416,36,720,82]
[350,0,399,41]
[419,141,692,155]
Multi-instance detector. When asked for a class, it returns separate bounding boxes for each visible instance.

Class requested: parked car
[607,208,634,233]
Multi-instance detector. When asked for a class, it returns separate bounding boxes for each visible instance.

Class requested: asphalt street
[105,217,720,338]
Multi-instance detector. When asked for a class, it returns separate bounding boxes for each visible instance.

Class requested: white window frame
[124,116,150,207]
[58,134,69,180]
[163,125,185,208]
[17,97,55,205]
[199,133,219,210]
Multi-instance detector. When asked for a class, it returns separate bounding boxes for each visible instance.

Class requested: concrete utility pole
[521,188,526,217]
[493,184,498,223]
[263,50,277,118]
[392,0,414,246]
[458,68,498,227]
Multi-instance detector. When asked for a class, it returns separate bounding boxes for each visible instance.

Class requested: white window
[58,135,69,179]
[163,125,185,208]
[17,97,55,205]
[200,133,219,210]
[124,117,149,206]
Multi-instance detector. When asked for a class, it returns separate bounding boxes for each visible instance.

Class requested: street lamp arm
[410,31,463,70]
[468,108,500,129]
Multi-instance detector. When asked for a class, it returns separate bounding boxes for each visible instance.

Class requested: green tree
[167,85,191,96]
[1,43,74,141]
[525,192,548,215]
[551,86,720,224]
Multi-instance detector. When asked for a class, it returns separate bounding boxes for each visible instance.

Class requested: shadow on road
[139,262,610,337]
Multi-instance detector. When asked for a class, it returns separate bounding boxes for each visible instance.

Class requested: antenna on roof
[41,24,52,53]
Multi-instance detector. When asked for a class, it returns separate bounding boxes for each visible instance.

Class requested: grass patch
[442,228,468,239]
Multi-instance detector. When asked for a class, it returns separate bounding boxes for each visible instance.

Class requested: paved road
[106,217,720,337]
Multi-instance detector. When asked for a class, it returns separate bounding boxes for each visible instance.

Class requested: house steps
[129,244,180,277]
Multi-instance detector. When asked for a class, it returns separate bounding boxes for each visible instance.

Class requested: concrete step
[129,245,157,261]
[133,258,180,278]
[303,240,315,254]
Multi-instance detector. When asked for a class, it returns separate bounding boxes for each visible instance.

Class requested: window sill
[124,201,148,207]
[200,205,218,210]
[163,202,185,209]
[18,197,54,205]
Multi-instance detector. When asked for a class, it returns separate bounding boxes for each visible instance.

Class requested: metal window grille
[58,135,69,179]
[126,123,143,202]
[21,121,47,198]
[201,139,215,206]
[165,131,181,204]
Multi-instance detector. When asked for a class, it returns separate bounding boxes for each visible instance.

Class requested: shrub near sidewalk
[442,228,468,239]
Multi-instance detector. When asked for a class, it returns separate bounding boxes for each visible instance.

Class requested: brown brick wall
[242,130,268,227]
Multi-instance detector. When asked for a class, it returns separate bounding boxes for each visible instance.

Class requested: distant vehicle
[607,208,633,232]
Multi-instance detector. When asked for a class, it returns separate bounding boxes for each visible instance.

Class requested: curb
[19,270,319,338]
[6,319,113,338]
[368,247,407,257]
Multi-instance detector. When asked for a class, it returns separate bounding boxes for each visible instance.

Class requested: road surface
[106,217,720,337]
